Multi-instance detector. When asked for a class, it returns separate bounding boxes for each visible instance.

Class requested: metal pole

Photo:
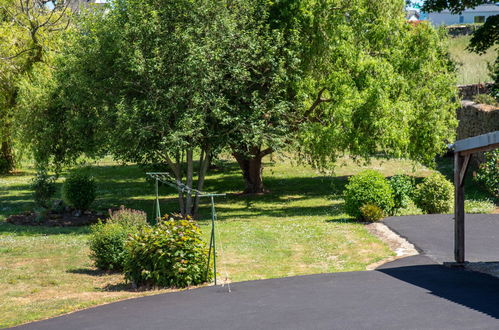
[211,196,217,285]
[155,179,161,222]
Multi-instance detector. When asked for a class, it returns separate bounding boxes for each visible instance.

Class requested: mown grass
[0,155,496,327]
[448,35,497,85]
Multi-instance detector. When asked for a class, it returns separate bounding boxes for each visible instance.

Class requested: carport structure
[452,131,499,264]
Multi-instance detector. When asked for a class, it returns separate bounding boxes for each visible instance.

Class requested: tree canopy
[19,0,459,214]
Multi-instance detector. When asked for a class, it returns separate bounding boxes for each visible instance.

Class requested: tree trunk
[233,147,271,194]
[0,141,15,173]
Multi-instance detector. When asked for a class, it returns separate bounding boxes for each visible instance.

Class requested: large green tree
[20,0,459,215]
[0,0,71,173]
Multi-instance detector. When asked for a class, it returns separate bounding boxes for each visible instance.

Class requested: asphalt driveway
[14,214,499,330]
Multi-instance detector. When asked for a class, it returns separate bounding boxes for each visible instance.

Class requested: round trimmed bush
[88,207,148,271]
[414,173,453,214]
[124,217,211,288]
[388,174,415,210]
[31,171,57,209]
[344,170,395,219]
[62,172,96,210]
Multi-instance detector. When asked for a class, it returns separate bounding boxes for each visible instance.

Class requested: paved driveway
[14,214,499,330]
[384,214,499,263]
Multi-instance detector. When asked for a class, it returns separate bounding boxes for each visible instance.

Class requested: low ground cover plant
[125,216,211,288]
[89,207,147,271]
[414,173,454,214]
[475,150,499,199]
[344,170,395,219]
[62,172,96,210]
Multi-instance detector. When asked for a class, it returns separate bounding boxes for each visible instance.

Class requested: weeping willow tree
[0,0,71,173]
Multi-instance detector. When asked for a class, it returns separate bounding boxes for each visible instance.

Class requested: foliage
[360,204,385,222]
[19,0,458,199]
[296,0,458,170]
[423,1,498,89]
[389,174,415,210]
[124,217,211,288]
[88,222,134,271]
[0,0,71,173]
[344,170,395,219]
[30,171,57,209]
[89,207,147,271]
[472,93,499,106]
[62,171,96,210]
[107,206,148,227]
[475,150,499,199]
[414,173,454,214]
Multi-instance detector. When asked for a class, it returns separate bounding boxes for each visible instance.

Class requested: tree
[21,0,459,215]
[422,0,499,93]
[226,0,459,191]
[296,0,459,170]
[20,0,282,215]
[0,0,71,173]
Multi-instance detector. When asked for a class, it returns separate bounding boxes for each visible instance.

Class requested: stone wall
[458,83,494,100]
[457,100,499,163]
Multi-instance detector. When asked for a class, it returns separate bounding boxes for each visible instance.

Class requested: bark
[192,148,210,217]
[233,147,272,194]
[0,141,15,173]
[185,149,194,215]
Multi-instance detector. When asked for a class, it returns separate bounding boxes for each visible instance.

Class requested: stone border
[365,222,419,270]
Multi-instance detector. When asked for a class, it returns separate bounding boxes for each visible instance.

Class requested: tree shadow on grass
[67,268,113,276]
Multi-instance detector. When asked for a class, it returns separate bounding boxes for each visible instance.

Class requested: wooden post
[454,152,468,264]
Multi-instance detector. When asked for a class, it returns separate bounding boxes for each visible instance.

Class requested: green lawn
[448,35,497,85]
[0,155,496,327]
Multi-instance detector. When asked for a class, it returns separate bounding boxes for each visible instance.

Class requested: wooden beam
[459,154,470,187]
[454,153,466,264]
[458,143,499,156]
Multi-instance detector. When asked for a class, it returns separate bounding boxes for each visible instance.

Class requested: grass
[448,35,497,85]
[0,155,497,327]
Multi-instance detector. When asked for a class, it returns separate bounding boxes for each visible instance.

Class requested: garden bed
[6,209,104,227]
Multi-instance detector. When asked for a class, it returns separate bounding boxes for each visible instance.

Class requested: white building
[427,4,499,25]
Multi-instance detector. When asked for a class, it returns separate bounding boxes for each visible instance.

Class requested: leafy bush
[360,204,385,222]
[414,173,454,214]
[388,174,415,210]
[31,171,57,209]
[89,222,133,271]
[89,207,147,271]
[124,217,211,288]
[107,205,148,227]
[62,171,96,210]
[475,150,499,199]
[344,170,395,219]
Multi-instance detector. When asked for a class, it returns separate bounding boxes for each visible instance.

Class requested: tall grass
[448,35,497,85]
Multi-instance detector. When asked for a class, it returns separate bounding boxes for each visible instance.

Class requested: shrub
[414,173,454,214]
[89,207,148,271]
[475,150,499,199]
[108,205,148,227]
[344,170,395,219]
[62,171,96,210]
[89,222,133,271]
[360,204,385,222]
[31,171,57,209]
[124,217,211,288]
[388,174,415,210]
